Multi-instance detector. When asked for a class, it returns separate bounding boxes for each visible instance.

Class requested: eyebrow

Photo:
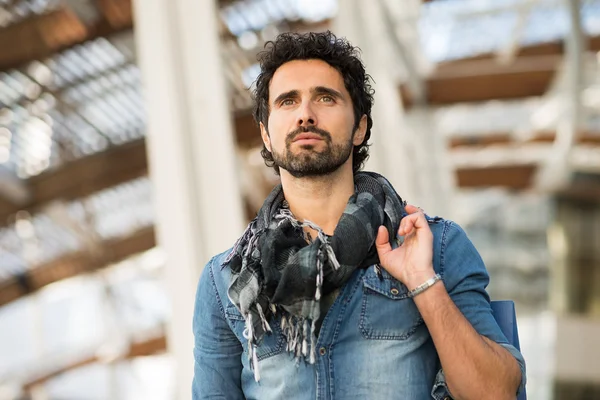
[312,86,344,100]
[272,90,299,106]
[272,86,345,106]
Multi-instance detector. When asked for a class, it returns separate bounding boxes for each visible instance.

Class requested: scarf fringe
[238,209,340,382]
[283,315,318,363]
[247,312,319,382]
[226,173,406,383]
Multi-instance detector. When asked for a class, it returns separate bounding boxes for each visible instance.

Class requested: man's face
[260,59,367,178]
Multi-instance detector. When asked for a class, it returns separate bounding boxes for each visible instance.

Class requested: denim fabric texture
[192,217,526,400]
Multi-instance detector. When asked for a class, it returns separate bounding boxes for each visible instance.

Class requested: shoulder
[194,248,235,320]
[199,247,234,292]
[425,216,485,277]
[425,215,473,246]
[209,248,234,269]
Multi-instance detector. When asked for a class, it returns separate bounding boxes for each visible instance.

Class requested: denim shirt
[193,218,526,399]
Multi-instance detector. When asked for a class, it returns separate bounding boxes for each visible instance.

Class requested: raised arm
[376,205,525,400]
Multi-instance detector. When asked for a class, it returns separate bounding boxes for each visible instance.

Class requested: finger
[399,211,429,236]
[399,213,419,236]
[398,219,410,237]
[375,225,392,258]
[404,204,421,214]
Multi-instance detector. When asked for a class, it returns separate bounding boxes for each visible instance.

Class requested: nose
[296,101,317,127]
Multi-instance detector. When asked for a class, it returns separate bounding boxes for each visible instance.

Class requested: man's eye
[320,96,334,103]
[281,99,294,106]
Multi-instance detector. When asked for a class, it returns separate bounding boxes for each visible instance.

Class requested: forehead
[268,59,347,98]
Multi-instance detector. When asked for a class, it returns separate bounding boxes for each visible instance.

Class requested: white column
[536,0,584,191]
[334,0,454,216]
[132,1,245,399]
[333,0,419,206]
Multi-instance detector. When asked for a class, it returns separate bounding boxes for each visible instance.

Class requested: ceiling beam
[0,2,133,71]
[23,332,166,391]
[0,118,257,305]
[0,226,155,307]
[456,164,537,189]
[401,55,560,108]
[449,131,600,148]
[0,139,147,225]
[30,139,148,204]
[0,7,88,71]
[0,112,261,225]
[0,0,331,72]
[95,0,133,30]
[401,36,600,108]
[439,36,600,66]
[0,167,31,207]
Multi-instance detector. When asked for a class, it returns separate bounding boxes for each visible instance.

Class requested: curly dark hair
[252,31,375,175]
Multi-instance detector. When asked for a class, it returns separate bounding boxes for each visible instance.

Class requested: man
[193,31,526,400]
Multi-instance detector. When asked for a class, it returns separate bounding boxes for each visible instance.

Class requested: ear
[352,114,368,146]
[260,122,272,152]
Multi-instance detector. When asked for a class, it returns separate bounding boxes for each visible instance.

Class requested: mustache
[286,126,332,144]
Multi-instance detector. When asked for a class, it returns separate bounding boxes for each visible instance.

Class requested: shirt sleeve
[430,220,526,399]
[192,258,245,400]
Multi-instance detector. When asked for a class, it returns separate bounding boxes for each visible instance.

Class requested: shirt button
[390,288,399,295]
[319,347,327,356]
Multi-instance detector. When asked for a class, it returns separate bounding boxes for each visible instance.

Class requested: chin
[297,144,319,151]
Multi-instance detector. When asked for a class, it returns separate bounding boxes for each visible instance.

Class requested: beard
[270,126,354,178]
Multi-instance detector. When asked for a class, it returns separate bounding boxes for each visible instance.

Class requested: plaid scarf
[223,171,406,381]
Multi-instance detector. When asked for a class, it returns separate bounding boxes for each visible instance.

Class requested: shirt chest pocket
[359,266,424,340]
[225,304,286,361]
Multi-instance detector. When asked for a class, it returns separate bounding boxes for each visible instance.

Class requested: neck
[279,162,355,236]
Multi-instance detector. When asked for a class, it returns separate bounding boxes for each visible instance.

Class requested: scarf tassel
[315,248,323,301]
[324,241,340,270]
[243,313,262,382]
[309,319,317,364]
[226,172,406,382]
[256,304,272,334]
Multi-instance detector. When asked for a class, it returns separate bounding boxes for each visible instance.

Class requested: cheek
[267,114,288,148]
[325,108,356,137]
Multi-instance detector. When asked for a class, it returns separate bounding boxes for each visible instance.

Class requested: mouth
[293,133,324,144]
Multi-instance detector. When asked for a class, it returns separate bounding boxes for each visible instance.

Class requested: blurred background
[0,0,599,399]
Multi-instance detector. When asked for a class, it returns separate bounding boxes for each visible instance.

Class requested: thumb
[375,226,392,258]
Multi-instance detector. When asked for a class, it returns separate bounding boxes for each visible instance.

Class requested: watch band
[409,274,442,298]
